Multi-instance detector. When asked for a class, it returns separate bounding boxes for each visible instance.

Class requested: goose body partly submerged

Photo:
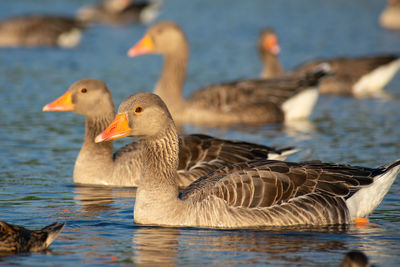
[128,21,329,126]
[43,79,297,187]
[96,92,400,228]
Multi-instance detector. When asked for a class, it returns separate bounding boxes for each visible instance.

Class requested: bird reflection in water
[73,185,136,216]
[131,225,354,265]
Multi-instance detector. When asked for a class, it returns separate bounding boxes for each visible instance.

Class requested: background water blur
[0,0,400,266]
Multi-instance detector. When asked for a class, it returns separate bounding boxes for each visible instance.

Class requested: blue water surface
[0,0,400,266]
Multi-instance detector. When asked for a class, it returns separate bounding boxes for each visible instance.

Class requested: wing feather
[176,134,295,187]
[181,160,376,211]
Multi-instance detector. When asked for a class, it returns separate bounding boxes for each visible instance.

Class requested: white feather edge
[353,58,400,97]
[281,87,319,121]
[346,162,400,220]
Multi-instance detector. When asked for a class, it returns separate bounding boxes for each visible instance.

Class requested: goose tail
[346,159,400,220]
[268,147,300,161]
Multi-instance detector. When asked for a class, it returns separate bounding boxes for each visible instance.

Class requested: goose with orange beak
[258,26,400,98]
[95,92,400,228]
[43,78,298,187]
[126,21,330,126]
[258,27,284,79]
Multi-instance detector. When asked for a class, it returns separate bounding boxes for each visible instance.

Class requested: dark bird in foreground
[340,251,370,267]
[0,221,65,253]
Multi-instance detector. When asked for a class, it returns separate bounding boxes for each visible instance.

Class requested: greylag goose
[127,21,330,126]
[77,0,162,25]
[42,78,298,187]
[380,0,400,30]
[340,251,370,267]
[0,15,85,48]
[258,28,284,79]
[258,27,400,97]
[0,221,65,253]
[95,92,400,228]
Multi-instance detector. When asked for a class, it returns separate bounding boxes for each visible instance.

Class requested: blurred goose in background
[258,28,284,79]
[0,15,85,48]
[128,21,330,126]
[77,0,162,25]
[380,0,400,30]
[0,221,65,253]
[340,251,370,267]
[258,27,400,98]
[96,92,400,228]
[43,78,298,187]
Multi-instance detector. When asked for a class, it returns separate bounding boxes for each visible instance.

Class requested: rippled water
[1,0,400,266]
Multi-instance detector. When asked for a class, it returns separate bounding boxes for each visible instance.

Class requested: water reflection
[283,119,316,136]
[132,227,180,266]
[131,225,352,266]
[73,186,136,216]
[130,223,399,265]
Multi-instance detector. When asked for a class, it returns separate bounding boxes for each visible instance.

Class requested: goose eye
[81,88,87,93]
[135,106,143,113]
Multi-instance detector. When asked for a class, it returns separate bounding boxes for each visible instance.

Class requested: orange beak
[127,34,155,57]
[263,34,280,55]
[95,113,131,143]
[42,91,74,112]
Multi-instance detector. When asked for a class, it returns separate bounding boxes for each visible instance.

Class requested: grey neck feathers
[80,112,116,162]
[84,113,115,148]
[140,122,180,193]
[74,112,116,184]
[154,50,188,112]
[261,53,284,79]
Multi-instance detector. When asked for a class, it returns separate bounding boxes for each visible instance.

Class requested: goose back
[293,55,400,96]
[184,68,328,124]
[179,160,393,227]
[175,134,297,187]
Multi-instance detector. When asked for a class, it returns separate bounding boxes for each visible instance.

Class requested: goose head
[95,92,174,142]
[127,21,188,57]
[258,27,280,58]
[42,78,115,118]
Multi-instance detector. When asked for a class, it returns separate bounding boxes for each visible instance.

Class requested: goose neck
[261,53,284,79]
[139,122,180,194]
[74,113,115,184]
[154,51,188,110]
